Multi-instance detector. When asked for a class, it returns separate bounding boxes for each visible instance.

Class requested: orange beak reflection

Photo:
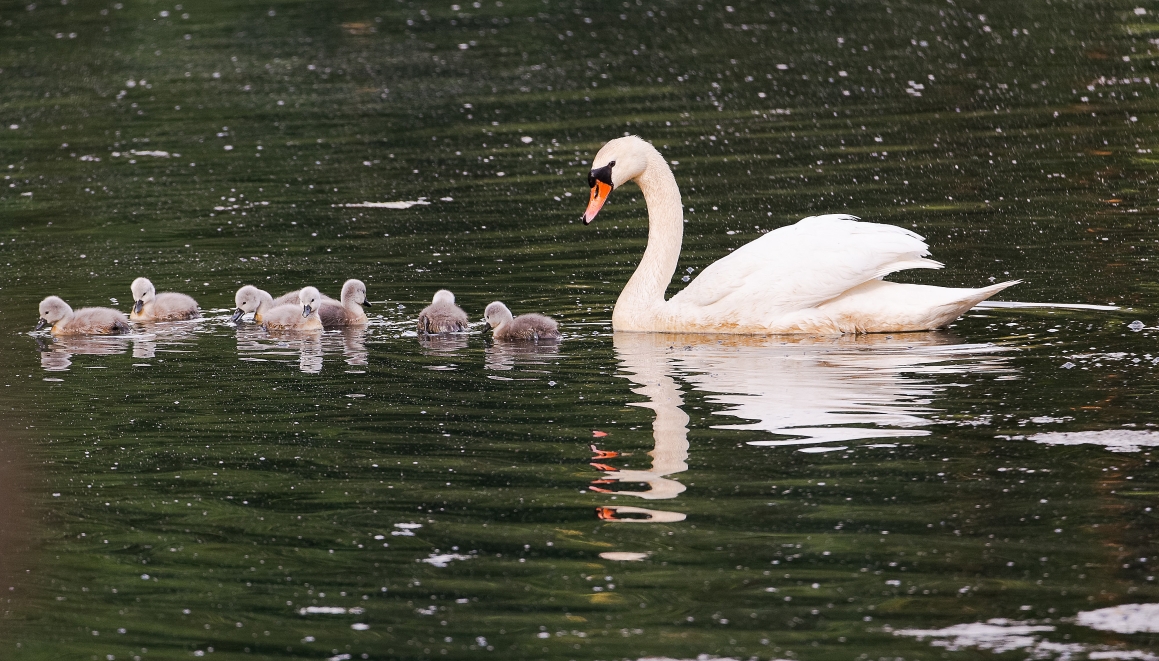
[582,180,612,225]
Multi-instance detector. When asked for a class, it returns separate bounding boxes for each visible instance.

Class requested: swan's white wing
[669,215,943,320]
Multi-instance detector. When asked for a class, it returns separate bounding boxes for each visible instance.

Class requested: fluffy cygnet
[37,296,131,335]
[232,285,320,323]
[130,277,200,321]
[417,289,469,334]
[484,301,561,341]
[261,286,324,331]
[318,279,371,327]
[232,285,279,323]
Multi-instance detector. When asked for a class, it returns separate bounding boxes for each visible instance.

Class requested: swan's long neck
[615,151,683,325]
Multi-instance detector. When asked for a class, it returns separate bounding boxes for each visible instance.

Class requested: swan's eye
[589,162,615,189]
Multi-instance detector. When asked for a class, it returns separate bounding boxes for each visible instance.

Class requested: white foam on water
[420,553,473,568]
[895,616,1159,659]
[298,606,365,615]
[1027,430,1159,453]
[1076,603,1159,634]
[893,620,1056,653]
[638,656,764,661]
[341,199,430,209]
[599,551,651,561]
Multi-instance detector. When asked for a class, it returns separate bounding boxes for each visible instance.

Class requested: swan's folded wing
[670,215,943,318]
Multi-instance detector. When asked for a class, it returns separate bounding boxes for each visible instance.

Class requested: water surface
[1,0,1159,659]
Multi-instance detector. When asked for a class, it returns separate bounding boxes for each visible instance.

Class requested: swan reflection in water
[484,338,563,372]
[236,326,370,373]
[598,332,1015,523]
[37,322,202,370]
[38,335,132,371]
[418,333,470,357]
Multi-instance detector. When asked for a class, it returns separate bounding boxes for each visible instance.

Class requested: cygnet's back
[417,289,469,334]
[262,286,324,331]
[130,277,199,321]
[37,296,131,336]
[272,288,337,307]
[272,290,303,307]
[484,301,561,341]
[318,279,371,327]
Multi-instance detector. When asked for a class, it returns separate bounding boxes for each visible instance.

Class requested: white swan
[581,136,1019,334]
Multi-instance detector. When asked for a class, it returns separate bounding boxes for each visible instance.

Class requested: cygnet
[417,289,469,334]
[318,279,371,327]
[232,285,279,323]
[261,286,324,331]
[130,277,200,321]
[37,296,131,335]
[484,301,561,341]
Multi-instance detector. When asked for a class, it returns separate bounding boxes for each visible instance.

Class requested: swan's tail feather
[874,257,944,279]
[948,279,1022,312]
[926,279,1021,330]
[970,279,1022,304]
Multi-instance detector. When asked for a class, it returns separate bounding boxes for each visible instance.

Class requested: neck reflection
[600,331,1013,522]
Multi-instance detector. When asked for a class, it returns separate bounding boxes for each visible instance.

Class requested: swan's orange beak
[582,180,611,225]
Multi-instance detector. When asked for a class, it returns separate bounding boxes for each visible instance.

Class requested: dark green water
[2,0,1159,659]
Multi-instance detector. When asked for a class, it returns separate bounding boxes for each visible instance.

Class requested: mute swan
[483,301,561,341]
[417,289,469,334]
[582,136,1019,334]
[318,279,371,327]
[36,296,131,335]
[129,277,200,321]
[261,286,324,331]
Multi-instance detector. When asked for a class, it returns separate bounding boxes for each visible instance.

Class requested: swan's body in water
[417,290,469,334]
[129,277,200,321]
[318,279,371,327]
[37,296,131,335]
[261,286,324,331]
[483,302,561,341]
[581,136,1019,334]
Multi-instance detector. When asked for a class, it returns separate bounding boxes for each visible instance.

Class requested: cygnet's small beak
[133,300,144,314]
[582,180,612,225]
[361,299,372,307]
[34,318,47,331]
[302,304,313,318]
[230,308,245,323]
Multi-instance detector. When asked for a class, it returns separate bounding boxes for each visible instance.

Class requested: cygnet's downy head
[232,285,262,322]
[298,286,322,318]
[130,277,156,314]
[483,301,514,329]
[582,135,656,225]
[431,289,456,306]
[341,279,371,307]
[37,295,71,330]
